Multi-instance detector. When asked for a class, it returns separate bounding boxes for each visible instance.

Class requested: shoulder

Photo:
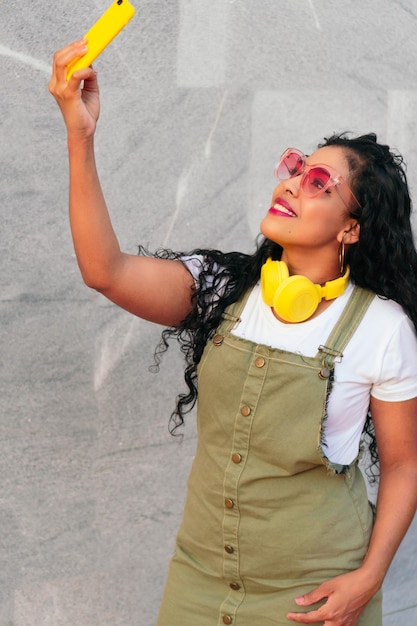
[352,292,417,356]
[338,287,417,366]
[363,293,415,335]
[354,293,417,398]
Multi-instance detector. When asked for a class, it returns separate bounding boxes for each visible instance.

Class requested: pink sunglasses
[274,148,361,210]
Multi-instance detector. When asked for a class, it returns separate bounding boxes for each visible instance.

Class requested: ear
[338,221,360,245]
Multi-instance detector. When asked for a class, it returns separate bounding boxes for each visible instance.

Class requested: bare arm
[287,395,417,625]
[49,41,195,327]
[361,396,417,581]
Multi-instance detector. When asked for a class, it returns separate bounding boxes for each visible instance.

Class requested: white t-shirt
[182,256,417,464]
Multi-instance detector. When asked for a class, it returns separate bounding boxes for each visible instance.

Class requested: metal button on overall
[222,615,232,625]
[225,498,234,509]
[240,405,251,417]
[319,366,331,379]
[213,334,224,346]
[232,453,242,464]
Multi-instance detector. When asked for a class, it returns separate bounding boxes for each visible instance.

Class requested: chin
[259,215,270,237]
[260,215,280,243]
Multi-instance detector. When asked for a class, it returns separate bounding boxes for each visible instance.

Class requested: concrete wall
[1,0,416,624]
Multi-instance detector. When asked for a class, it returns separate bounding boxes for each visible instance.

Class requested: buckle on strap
[318,345,344,365]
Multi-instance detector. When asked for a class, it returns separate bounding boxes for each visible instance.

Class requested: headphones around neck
[261,258,350,323]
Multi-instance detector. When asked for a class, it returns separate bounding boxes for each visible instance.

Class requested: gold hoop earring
[338,240,345,275]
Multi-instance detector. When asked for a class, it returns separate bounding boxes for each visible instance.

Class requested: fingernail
[295,597,305,605]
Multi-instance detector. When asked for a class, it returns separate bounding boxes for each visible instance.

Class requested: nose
[282,174,301,197]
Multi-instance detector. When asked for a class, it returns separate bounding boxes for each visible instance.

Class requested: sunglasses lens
[302,166,332,197]
[275,150,304,180]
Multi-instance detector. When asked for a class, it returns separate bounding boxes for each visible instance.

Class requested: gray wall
[1,0,417,624]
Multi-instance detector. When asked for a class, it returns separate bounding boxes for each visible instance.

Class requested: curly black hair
[146,132,417,482]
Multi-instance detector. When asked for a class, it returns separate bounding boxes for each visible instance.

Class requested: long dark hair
[149,133,417,480]
[322,134,417,478]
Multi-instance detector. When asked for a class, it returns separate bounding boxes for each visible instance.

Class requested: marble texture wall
[1,0,417,624]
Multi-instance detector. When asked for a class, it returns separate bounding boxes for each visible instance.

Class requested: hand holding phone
[66,0,136,80]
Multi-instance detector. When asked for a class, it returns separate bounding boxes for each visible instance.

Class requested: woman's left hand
[286,569,379,625]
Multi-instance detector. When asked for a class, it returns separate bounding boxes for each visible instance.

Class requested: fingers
[287,583,331,624]
[49,40,100,137]
[286,595,359,625]
[80,67,99,95]
[49,39,88,95]
[294,582,329,608]
[287,608,348,625]
[286,609,324,624]
[286,589,328,623]
[54,39,88,69]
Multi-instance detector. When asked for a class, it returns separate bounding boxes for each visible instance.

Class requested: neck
[280,249,342,285]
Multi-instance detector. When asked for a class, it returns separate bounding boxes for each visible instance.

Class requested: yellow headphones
[261,258,350,323]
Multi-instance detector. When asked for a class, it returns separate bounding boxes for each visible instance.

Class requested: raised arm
[49,41,195,327]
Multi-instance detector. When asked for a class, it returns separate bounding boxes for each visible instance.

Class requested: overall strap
[218,288,253,334]
[317,286,375,372]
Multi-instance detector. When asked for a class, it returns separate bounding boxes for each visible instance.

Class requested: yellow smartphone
[66,0,136,80]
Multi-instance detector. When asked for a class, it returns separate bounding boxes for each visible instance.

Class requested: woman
[49,40,417,626]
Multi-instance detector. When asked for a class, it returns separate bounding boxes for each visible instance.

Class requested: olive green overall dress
[157,286,382,625]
